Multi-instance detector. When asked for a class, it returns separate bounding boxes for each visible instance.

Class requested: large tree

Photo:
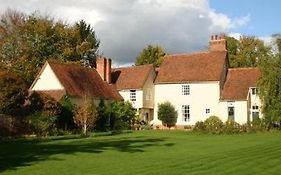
[258,53,281,127]
[0,69,27,116]
[226,36,270,68]
[135,45,166,67]
[0,10,100,84]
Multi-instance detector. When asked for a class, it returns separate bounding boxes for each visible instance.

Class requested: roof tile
[155,51,227,83]
[221,68,261,100]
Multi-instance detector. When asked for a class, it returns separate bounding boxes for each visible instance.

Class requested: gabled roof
[46,62,122,100]
[155,51,227,83]
[111,64,154,90]
[221,68,261,100]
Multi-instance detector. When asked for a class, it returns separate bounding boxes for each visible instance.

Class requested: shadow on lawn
[0,134,173,172]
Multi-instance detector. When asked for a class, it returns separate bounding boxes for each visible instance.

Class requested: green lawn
[1,131,281,175]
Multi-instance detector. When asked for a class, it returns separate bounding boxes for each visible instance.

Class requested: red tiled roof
[34,90,66,101]
[48,62,122,100]
[111,64,154,90]
[155,51,227,83]
[221,68,261,100]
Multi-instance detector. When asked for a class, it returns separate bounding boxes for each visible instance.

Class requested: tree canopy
[0,10,100,84]
[258,52,281,126]
[135,44,166,67]
[226,36,270,68]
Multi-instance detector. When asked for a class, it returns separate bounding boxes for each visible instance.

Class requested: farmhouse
[29,61,122,104]
[30,34,262,126]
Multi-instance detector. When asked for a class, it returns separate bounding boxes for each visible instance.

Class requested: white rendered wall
[153,82,220,126]
[219,100,248,124]
[31,63,64,91]
[143,69,156,109]
[119,90,143,109]
[248,87,263,121]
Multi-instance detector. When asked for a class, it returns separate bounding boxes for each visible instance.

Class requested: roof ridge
[228,67,259,70]
[166,50,226,57]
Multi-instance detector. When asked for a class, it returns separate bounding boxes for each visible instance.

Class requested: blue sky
[210,0,280,36]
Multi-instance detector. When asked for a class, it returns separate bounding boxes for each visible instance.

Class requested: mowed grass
[1,131,281,175]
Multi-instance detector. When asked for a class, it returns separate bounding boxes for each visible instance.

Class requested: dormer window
[130,90,136,101]
[251,88,258,95]
[182,85,190,95]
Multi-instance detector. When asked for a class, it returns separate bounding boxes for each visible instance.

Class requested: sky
[0,0,280,66]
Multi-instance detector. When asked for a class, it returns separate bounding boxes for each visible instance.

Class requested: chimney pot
[209,33,227,52]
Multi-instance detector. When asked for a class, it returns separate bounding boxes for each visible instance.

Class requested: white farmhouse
[152,34,262,126]
[30,34,262,127]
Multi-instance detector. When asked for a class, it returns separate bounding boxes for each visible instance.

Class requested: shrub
[223,119,241,134]
[109,101,137,131]
[193,121,206,133]
[59,95,76,130]
[28,111,57,137]
[158,101,177,129]
[204,116,223,134]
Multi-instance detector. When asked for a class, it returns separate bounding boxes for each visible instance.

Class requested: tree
[96,99,110,131]
[74,96,97,135]
[135,45,166,67]
[76,20,100,67]
[158,102,177,128]
[258,53,281,127]
[272,33,281,53]
[0,70,28,116]
[0,10,100,84]
[226,36,270,68]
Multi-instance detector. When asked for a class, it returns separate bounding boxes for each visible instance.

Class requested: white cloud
[0,0,251,65]
[230,14,251,28]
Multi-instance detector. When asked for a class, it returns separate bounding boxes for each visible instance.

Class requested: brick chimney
[106,58,112,84]
[96,57,112,84]
[209,34,227,52]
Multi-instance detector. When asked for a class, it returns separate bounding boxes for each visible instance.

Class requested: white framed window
[227,101,235,120]
[182,105,190,122]
[130,90,136,101]
[252,105,260,121]
[251,88,258,95]
[206,108,210,114]
[182,85,190,95]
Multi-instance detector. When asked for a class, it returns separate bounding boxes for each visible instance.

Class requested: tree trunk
[83,124,87,135]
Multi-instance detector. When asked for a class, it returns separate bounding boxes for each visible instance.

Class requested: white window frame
[182,105,190,122]
[130,90,136,102]
[182,85,190,95]
[251,88,258,95]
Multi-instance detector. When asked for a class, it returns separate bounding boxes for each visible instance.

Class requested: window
[206,108,210,114]
[130,90,136,101]
[252,106,259,110]
[252,112,260,121]
[228,106,234,120]
[182,105,190,122]
[182,85,190,95]
[251,88,258,95]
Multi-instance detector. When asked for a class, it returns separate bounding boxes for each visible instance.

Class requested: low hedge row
[193,116,266,134]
